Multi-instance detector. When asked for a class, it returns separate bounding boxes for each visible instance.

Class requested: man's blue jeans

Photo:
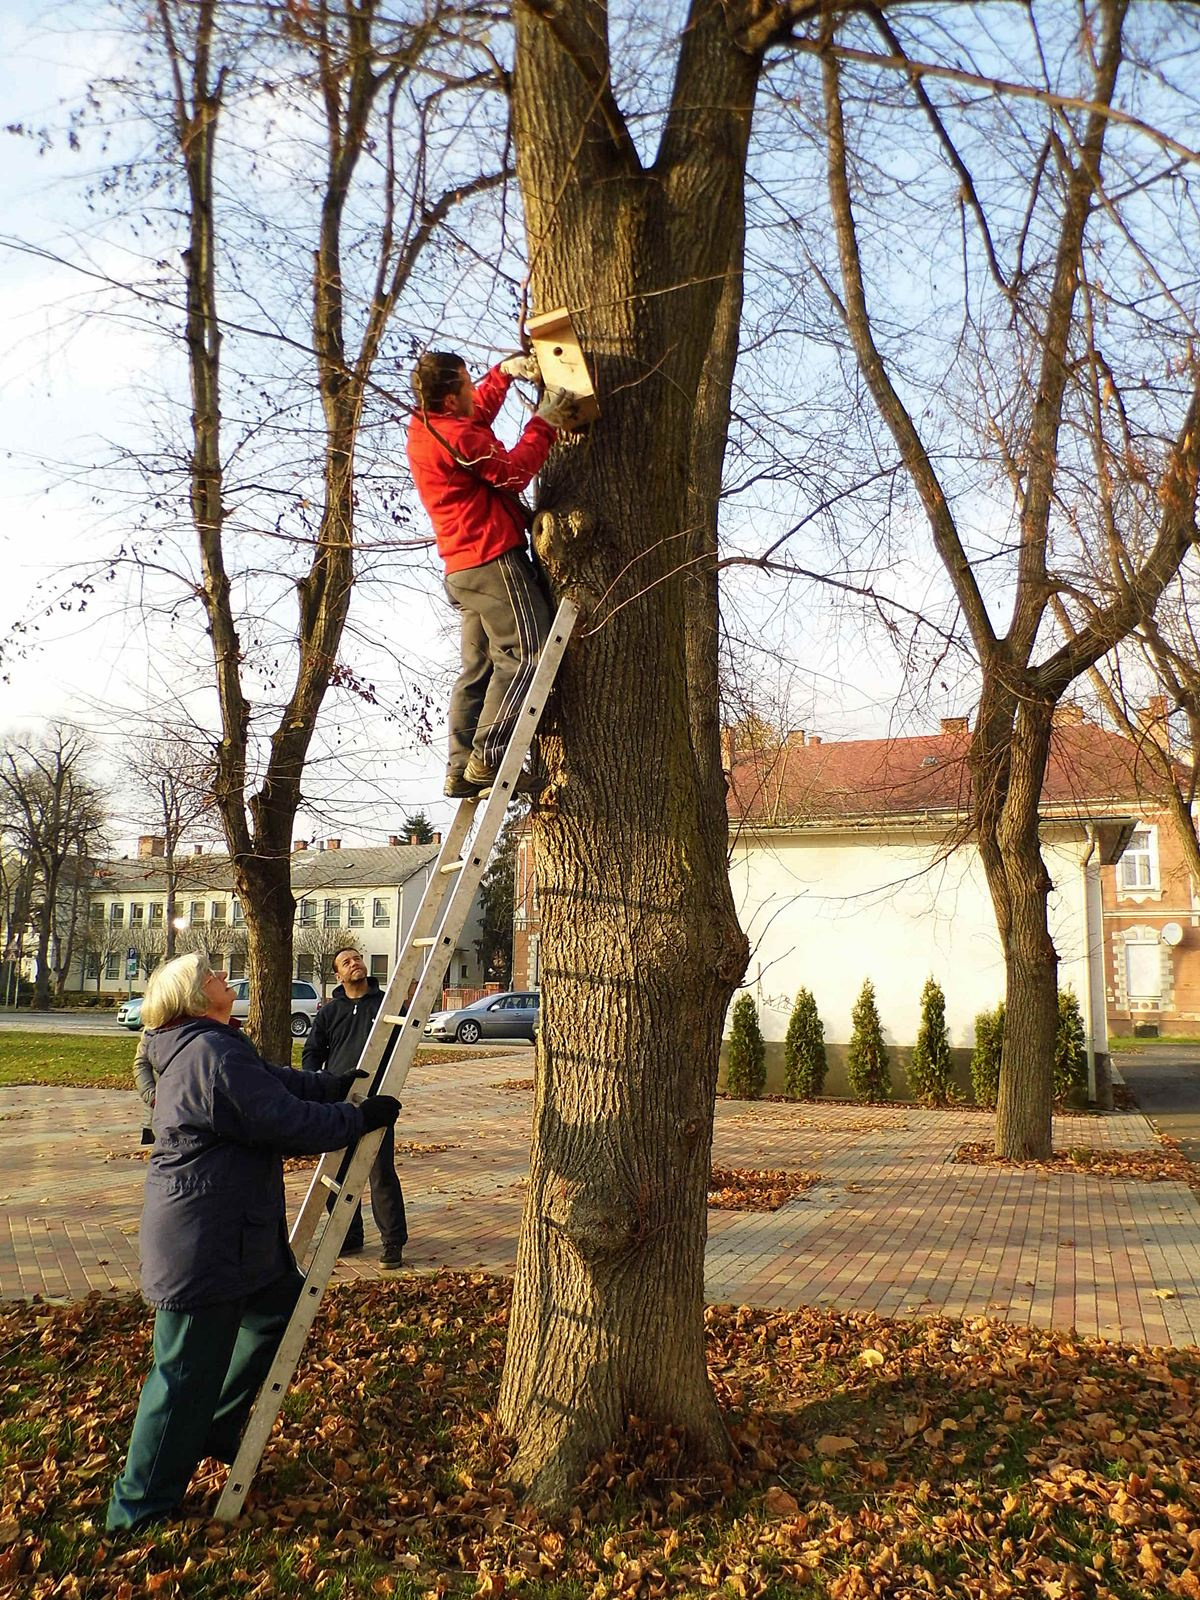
[106,1269,303,1530]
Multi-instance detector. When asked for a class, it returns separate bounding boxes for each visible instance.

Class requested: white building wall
[729,824,1102,1052]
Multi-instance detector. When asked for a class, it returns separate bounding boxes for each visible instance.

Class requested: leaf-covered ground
[955,1138,1200,1192]
[4,1275,1200,1599]
[707,1169,822,1212]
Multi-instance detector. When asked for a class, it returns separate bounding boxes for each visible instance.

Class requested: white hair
[141,952,213,1030]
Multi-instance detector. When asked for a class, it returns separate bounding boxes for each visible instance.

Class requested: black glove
[359,1094,401,1133]
[327,1068,368,1101]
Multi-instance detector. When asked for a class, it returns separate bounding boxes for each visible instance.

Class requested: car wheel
[457,1020,482,1045]
[290,1013,311,1037]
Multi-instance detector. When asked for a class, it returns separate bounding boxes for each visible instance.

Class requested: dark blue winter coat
[140,1016,365,1311]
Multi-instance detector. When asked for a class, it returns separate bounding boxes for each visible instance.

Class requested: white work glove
[535,387,581,430]
[499,353,541,381]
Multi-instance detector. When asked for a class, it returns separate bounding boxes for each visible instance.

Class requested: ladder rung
[411,936,436,948]
[382,1013,407,1027]
[319,1175,341,1194]
[440,859,465,873]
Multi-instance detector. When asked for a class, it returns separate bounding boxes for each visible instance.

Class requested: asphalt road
[1116,1043,1200,1162]
[0,1010,134,1036]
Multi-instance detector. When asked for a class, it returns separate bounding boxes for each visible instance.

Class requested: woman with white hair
[106,952,401,1531]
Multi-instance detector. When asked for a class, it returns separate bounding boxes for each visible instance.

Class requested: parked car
[116,996,144,1030]
[423,990,539,1045]
[229,979,322,1037]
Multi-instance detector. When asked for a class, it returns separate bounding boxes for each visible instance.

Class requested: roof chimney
[193,844,204,855]
[408,832,419,845]
[782,729,805,749]
[293,840,308,852]
[719,726,733,771]
[327,839,341,850]
[138,835,165,858]
[806,734,822,747]
[388,835,401,847]
[940,717,969,735]
[1138,695,1169,733]
[432,832,442,845]
[1054,702,1085,726]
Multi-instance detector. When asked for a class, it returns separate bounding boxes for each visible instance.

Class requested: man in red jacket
[407,350,577,798]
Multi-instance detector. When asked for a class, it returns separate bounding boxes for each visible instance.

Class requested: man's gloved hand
[328,1068,369,1101]
[359,1094,402,1133]
[500,353,541,380]
[535,387,581,430]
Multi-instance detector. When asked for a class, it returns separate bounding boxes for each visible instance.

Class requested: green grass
[1109,1033,1200,1051]
[0,1029,523,1089]
[0,1029,140,1088]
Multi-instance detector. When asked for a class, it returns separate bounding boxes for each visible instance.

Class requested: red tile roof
[726,722,1168,827]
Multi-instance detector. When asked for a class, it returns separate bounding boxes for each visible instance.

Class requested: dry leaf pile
[707,1168,821,1212]
[494,1080,535,1094]
[955,1137,1200,1191]
[4,1276,1200,1598]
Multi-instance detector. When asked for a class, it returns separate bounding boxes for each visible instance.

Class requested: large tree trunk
[497,0,755,1506]
[237,854,295,1064]
[974,694,1058,1158]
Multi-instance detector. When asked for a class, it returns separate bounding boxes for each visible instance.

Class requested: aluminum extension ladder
[213,597,577,1521]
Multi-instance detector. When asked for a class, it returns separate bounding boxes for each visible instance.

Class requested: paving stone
[3,1069,1200,1344]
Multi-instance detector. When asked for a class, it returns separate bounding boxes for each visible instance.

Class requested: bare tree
[103,0,506,1058]
[124,725,220,959]
[813,0,1200,1158]
[0,727,107,1008]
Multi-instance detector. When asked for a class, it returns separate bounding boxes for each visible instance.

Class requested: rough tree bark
[495,0,761,1505]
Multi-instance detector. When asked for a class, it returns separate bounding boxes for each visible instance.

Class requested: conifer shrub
[1054,987,1088,1105]
[726,993,766,1100]
[907,976,955,1106]
[971,1001,1005,1109]
[846,979,892,1102]
[783,987,827,1100]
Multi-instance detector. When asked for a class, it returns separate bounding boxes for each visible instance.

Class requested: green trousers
[106,1269,302,1531]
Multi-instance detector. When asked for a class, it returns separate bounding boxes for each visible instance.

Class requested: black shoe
[444,772,478,799]
[339,1238,364,1257]
[379,1247,405,1274]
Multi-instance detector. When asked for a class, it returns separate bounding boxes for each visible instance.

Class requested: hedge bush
[726,993,766,1100]
[847,979,892,1102]
[971,1002,1005,1109]
[1054,987,1088,1105]
[908,976,955,1106]
[783,987,826,1100]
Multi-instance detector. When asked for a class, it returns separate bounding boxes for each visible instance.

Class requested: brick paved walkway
[3,1055,1199,1346]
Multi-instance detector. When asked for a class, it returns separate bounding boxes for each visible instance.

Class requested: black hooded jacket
[301,977,384,1075]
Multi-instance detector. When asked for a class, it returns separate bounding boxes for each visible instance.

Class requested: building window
[109,904,124,927]
[228,953,246,980]
[84,952,100,979]
[148,902,164,926]
[369,953,388,981]
[298,898,315,926]
[1119,828,1158,891]
[372,897,390,928]
[210,901,226,924]
[231,900,244,926]
[323,898,341,929]
[1125,941,1162,999]
[189,901,204,923]
[105,952,121,980]
[296,954,315,982]
[89,903,105,926]
[347,897,364,928]
[130,903,144,924]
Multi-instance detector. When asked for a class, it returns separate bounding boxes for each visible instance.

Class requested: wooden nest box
[525,307,600,429]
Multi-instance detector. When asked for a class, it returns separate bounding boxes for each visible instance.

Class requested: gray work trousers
[444,546,552,775]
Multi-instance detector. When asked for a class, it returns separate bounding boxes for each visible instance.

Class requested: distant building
[74,834,486,995]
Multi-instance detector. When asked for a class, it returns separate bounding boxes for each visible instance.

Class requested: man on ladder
[406,349,579,798]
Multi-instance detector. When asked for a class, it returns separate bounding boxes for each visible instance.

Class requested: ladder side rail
[214,597,578,1523]
[214,1122,387,1521]
[289,806,479,1255]
[363,597,578,1105]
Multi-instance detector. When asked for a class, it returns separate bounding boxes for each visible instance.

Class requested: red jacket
[406,366,556,574]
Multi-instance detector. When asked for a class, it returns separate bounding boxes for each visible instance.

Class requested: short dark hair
[333,945,362,968]
[411,351,466,413]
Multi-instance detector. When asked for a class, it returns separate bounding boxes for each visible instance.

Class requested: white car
[229,979,322,1037]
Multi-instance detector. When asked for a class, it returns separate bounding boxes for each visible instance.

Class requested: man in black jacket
[302,946,408,1271]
